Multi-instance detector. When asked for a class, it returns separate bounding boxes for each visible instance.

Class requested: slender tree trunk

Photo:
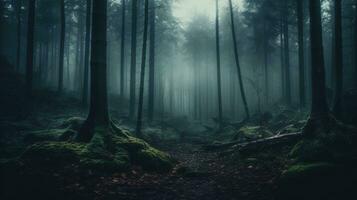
[280,11,285,100]
[308,0,329,121]
[26,0,36,97]
[58,0,65,93]
[83,0,92,105]
[332,0,343,117]
[120,0,125,100]
[228,0,249,119]
[136,0,149,137]
[297,0,306,108]
[129,0,138,119]
[16,0,22,71]
[0,0,4,52]
[78,0,109,142]
[283,0,291,105]
[148,0,156,122]
[215,0,223,129]
[355,1,357,89]
[263,20,269,106]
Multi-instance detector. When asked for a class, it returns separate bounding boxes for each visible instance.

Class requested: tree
[15,0,22,70]
[297,0,306,108]
[77,0,109,142]
[215,0,223,130]
[58,0,65,93]
[283,0,291,106]
[83,0,92,105]
[129,0,138,119]
[136,0,149,137]
[119,0,125,100]
[26,0,36,97]
[148,0,156,122]
[228,0,250,119]
[305,0,329,134]
[332,0,343,117]
[355,0,357,89]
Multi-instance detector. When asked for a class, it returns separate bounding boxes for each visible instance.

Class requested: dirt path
[63,142,283,200]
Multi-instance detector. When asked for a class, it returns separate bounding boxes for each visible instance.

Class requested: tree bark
[228,0,250,120]
[215,0,223,130]
[58,0,65,93]
[148,0,156,122]
[25,0,36,98]
[129,0,138,119]
[283,0,291,105]
[332,0,343,117]
[136,0,149,137]
[308,0,329,121]
[297,0,306,108]
[78,0,109,142]
[119,0,125,100]
[83,0,92,105]
[355,0,357,89]
[16,0,22,71]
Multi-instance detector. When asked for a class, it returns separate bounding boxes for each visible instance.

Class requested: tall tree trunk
[280,10,285,100]
[148,0,155,122]
[58,0,65,93]
[332,0,343,117]
[119,0,125,100]
[228,0,250,119]
[297,0,306,108]
[355,0,357,89]
[16,0,22,71]
[83,0,92,105]
[263,20,269,106]
[283,0,291,105]
[0,0,4,52]
[215,0,223,129]
[136,0,149,137]
[78,0,109,142]
[26,0,36,97]
[308,0,329,124]
[129,0,138,119]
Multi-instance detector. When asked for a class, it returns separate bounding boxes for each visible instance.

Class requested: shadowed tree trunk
[297,0,306,108]
[355,1,357,89]
[280,9,285,100]
[16,0,22,71]
[0,0,4,51]
[77,0,109,142]
[83,0,92,105]
[215,0,223,130]
[148,0,156,122]
[305,0,330,134]
[228,0,250,120]
[283,0,291,106]
[26,0,36,97]
[136,0,149,137]
[120,0,125,100]
[332,0,343,117]
[263,19,269,106]
[58,0,65,93]
[129,0,138,119]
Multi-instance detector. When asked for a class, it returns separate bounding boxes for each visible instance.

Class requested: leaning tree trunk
[58,0,65,93]
[77,0,109,142]
[215,0,223,130]
[136,0,149,137]
[83,0,92,105]
[129,0,138,120]
[148,0,156,122]
[306,0,330,135]
[26,0,36,98]
[228,0,250,120]
[332,0,343,117]
[297,0,306,108]
[119,0,125,100]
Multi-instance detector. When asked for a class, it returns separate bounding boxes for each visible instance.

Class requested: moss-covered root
[277,162,357,200]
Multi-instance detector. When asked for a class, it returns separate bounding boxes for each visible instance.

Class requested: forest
[0,0,357,199]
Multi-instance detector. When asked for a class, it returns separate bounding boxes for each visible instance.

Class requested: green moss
[233,126,273,141]
[289,139,332,162]
[20,126,174,173]
[24,129,76,143]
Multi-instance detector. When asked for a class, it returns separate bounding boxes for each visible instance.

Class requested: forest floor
[0,90,295,200]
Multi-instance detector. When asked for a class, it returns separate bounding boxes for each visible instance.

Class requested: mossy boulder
[233,126,273,142]
[277,162,357,200]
